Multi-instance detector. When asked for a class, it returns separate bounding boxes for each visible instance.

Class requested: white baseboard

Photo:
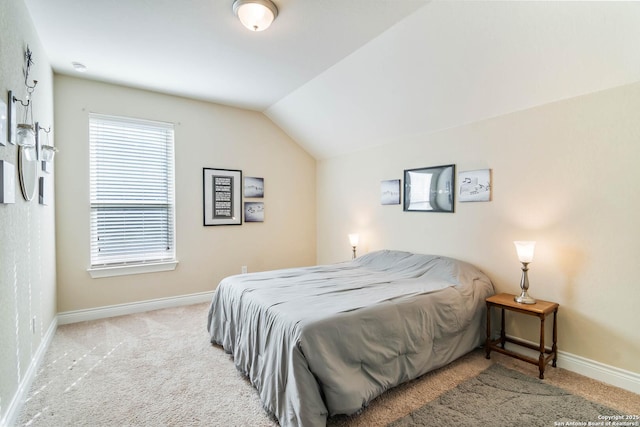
[502,337,640,395]
[559,351,640,395]
[57,291,215,325]
[1,317,58,427]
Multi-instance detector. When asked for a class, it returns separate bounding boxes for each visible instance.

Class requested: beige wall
[0,1,56,424]
[54,76,316,312]
[317,82,640,374]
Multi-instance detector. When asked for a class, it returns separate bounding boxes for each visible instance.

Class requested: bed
[207,250,494,427]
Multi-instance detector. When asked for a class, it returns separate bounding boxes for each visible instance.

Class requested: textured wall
[317,82,640,374]
[54,75,316,312]
[0,1,56,424]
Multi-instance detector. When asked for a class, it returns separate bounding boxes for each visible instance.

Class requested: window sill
[88,261,178,279]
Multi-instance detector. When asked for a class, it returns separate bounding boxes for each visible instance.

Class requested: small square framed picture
[39,176,50,205]
[458,169,491,202]
[244,202,264,222]
[380,179,401,205]
[244,176,264,198]
[7,91,16,145]
[0,98,7,146]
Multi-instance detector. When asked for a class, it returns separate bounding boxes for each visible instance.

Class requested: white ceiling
[24,1,640,160]
[23,0,427,110]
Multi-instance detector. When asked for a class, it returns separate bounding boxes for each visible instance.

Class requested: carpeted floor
[388,364,624,427]
[17,303,640,426]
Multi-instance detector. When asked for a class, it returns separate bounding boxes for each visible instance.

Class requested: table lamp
[514,241,536,304]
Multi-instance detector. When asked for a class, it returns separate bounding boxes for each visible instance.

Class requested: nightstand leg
[500,308,506,348]
[552,309,558,368]
[539,315,545,379]
[485,303,491,359]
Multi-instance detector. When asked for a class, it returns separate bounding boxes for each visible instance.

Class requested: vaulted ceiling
[24,1,640,159]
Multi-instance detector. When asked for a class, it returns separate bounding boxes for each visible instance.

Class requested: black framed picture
[203,168,242,225]
[403,164,455,212]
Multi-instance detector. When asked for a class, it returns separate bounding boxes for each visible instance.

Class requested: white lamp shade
[348,233,359,247]
[514,241,536,263]
[233,0,278,32]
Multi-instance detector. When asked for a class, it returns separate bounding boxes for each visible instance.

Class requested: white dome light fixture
[233,0,278,32]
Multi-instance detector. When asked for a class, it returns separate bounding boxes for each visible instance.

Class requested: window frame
[87,113,177,278]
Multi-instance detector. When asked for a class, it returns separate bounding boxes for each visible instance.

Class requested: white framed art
[380,179,401,205]
[0,98,7,146]
[458,169,491,202]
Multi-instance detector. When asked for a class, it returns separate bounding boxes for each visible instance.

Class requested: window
[89,114,176,278]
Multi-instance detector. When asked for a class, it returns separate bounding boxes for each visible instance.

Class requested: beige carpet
[18,303,639,426]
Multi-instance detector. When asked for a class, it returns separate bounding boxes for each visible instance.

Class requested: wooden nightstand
[485,292,559,379]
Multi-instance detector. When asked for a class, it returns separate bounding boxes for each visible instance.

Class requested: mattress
[207,250,495,426]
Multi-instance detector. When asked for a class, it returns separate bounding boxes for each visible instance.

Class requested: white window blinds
[89,114,175,268]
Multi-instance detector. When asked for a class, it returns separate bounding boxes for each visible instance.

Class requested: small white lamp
[348,233,359,259]
[514,241,536,304]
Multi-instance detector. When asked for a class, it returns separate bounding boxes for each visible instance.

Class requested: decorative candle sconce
[11,98,39,159]
[36,122,57,163]
[13,46,41,201]
[13,46,39,151]
[16,123,37,160]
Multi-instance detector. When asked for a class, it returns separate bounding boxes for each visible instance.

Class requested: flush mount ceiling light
[233,0,278,32]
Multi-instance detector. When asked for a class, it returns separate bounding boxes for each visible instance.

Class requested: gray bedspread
[207,250,494,427]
